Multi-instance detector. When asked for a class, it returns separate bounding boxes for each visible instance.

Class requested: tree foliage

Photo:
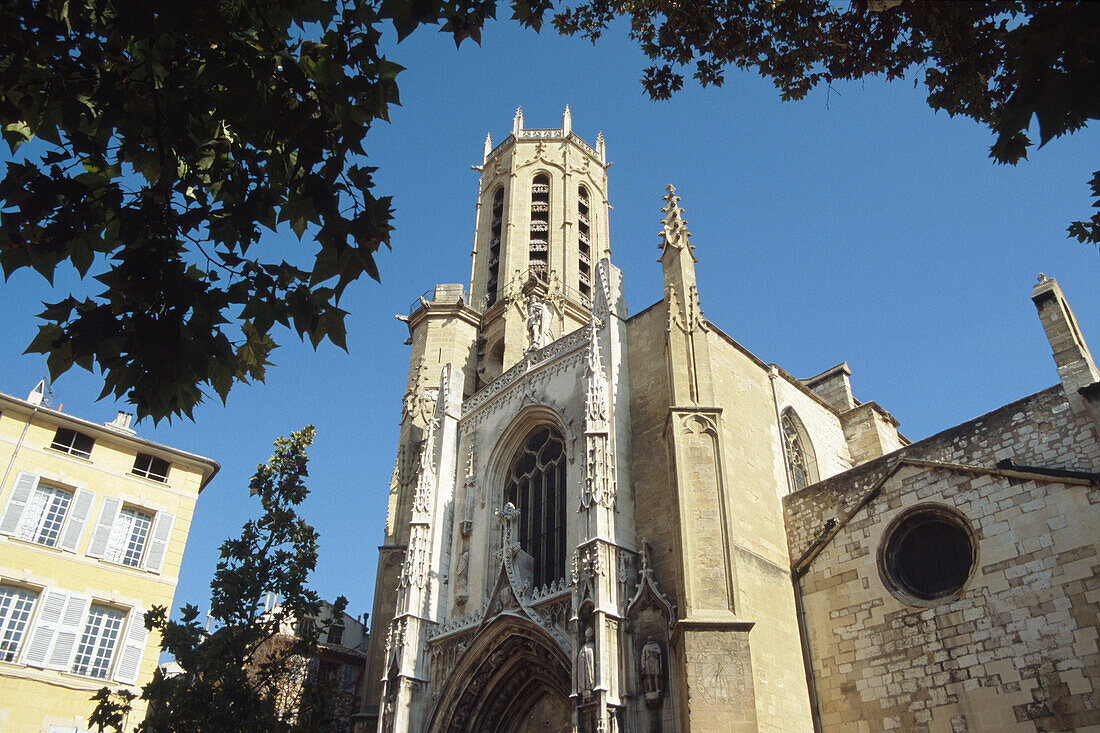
[554,0,1100,247]
[89,426,348,732]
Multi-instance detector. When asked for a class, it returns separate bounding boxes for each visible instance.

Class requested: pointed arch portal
[428,616,572,733]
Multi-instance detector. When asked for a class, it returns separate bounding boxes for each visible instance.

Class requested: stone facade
[358,112,1099,732]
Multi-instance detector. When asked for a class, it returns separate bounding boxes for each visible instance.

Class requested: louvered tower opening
[487,186,504,306]
[577,185,592,300]
[530,174,550,281]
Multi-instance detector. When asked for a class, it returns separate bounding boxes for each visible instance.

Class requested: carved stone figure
[642,639,663,695]
[455,548,469,589]
[526,296,551,351]
[579,625,596,694]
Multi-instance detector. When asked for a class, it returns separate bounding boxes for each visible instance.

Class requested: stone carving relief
[526,295,553,352]
[578,625,596,695]
[402,358,442,426]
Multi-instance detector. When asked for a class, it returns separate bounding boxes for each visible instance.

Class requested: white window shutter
[86,497,121,558]
[45,593,89,671]
[21,588,68,667]
[112,608,149,686]
[58,488,96,552]
[0,472,38,535]
[142,512,175,574]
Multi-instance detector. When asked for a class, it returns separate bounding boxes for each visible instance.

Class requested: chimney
[104,411,136,435]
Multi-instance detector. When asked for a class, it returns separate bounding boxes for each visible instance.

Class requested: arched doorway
[429,616,572,733]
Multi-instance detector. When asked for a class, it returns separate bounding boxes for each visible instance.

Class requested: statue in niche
[526,296,552,351]
[641,638,663,696]
[579,625,596,695]
[454,549,469,592]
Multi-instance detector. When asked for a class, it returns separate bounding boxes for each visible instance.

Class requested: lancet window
[505,426,566,588]
[487,186,504,306]
[529,174,550,281]
[781,409,818,492]
[578,185,592,300]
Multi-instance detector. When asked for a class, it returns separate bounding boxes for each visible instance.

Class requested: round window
[880,507,976,603]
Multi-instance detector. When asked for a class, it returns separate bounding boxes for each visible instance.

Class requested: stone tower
[471,106,611,384]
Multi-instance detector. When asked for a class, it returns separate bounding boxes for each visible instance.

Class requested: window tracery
[504,426,566,588]
[781,410,817,492]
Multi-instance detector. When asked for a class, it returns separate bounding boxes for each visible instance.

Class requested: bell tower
[470,106,611,384]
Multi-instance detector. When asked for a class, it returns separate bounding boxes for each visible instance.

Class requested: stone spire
[513,106,524,135]
[562,105,572,135]
[482,132,492,164]
[595,131,606,162]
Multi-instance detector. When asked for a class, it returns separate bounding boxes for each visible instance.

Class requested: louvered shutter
[58,489,95,552]
[142,512,175,573]
[85,497,121,558]
[21,588,67,667]
[45,593,89,671]
[0,472,38,535]
[112,608,149,685]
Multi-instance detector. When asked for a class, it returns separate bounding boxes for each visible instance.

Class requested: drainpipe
[1,403,39,497]
[769,366,822,733]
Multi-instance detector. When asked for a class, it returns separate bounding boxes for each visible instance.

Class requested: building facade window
[0,585,37,662]
[15,483,72,547]
[504,426,566,588]
[71,604,126,679]
[781,409,818,492]
[86,498,174,573]
[102,507,153,568]
[327,624,344,646]
[50,428,95,459]
[132,454,170,483]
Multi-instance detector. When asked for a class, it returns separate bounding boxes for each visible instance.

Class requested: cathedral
[355,109,1100,732]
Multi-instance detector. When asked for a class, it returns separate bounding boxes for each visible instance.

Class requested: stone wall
[785,385,1100,731]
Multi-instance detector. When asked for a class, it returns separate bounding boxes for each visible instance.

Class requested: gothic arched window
[781,409,818,492]
[505,426,566,587]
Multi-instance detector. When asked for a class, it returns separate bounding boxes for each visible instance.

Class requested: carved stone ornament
[469,503,570,651]
[626,540,676,630]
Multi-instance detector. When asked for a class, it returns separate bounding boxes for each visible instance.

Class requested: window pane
[0,586,37,662]
[132,454,170,482]
[51,428,94,459]
[71,606,125,678]
[16,484,72,547]
[104,508,153,567]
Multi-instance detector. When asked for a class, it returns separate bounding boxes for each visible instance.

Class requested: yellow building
[0,384,218,732]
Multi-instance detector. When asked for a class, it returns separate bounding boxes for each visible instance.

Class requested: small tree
[90,426,347,732]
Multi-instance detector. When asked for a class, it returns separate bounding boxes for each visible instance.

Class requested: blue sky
[1,18,1097,627]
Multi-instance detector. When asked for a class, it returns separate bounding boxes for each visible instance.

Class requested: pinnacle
[659,184,691,250]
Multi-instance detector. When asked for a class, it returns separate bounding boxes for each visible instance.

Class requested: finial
[483,132,492,164]
[1037,273,1048,283]
[660,184,691,251]
[562,105,572,135]
[595,131,606,162]
[513,106,524,135]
